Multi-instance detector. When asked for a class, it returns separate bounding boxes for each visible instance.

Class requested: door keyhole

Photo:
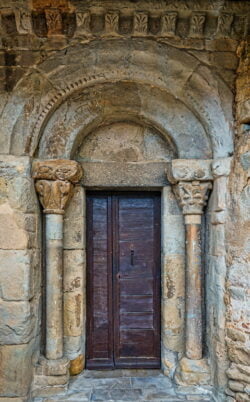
[130,249,134,266]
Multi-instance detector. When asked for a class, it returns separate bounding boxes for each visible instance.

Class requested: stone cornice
[0,5,248,42]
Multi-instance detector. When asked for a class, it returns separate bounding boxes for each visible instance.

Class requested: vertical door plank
[86,194,114,369]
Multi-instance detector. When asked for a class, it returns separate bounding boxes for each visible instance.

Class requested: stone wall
[0,155,41,400]
[0,0,249,400]
[224,41,250,402]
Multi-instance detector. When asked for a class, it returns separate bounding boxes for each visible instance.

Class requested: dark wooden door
[86,192,161,369]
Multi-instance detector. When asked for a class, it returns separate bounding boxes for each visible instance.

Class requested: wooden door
[86,192,161,369]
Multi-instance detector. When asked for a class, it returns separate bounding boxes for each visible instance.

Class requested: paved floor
[35,370,214,401]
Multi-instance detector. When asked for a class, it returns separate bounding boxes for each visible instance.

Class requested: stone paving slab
[34,370,214,402]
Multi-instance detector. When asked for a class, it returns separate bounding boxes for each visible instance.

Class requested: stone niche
[76,121,176,188]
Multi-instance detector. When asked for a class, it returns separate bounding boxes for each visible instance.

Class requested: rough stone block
[0,250,32,300]
[162,215,185,255]
[0,342,33,397]
[0,204,28,250]
[64,334,85,361]
[162,186,181,215]
[0,299,36,344]
[175,357,211,386]
[64,186,85,250]
[36,356,70,376]
[167,159,213,183]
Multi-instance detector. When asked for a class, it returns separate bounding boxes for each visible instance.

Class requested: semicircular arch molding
[8,39,234,158]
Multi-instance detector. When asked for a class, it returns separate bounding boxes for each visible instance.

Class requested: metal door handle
[130,250,134,266]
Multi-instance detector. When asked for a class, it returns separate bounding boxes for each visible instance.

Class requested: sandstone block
[31,385,67,398]
[175,357,211,386]
[34,374,69,386]
[162,215,185,255]
[0,299,36,344]
[0,250,32,301]
[228,343,250,366]
[36,356,70,376]
[64,187,85,250]
[227,364,250,384]
[0,342,33,397]
[228,380,245,392]
[0,204,28,250]
[235,392,250,401]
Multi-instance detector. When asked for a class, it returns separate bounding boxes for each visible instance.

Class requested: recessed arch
[7,39,233,159]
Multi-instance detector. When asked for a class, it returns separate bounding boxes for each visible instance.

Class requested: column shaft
[45,214,64,360]
[185,222,202,360]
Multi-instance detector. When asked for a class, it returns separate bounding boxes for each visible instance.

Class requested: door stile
[153,195,161,361]
[112,194,120,367]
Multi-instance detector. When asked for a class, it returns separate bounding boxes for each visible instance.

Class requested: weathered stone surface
[175,358,211,386]
[0,299,37,344]
[64,186,85,250]
[0,250,34,300]
[0,342,34,397]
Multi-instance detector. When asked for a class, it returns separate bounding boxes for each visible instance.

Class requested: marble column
[167,160,212,360]
[33,160,83,361]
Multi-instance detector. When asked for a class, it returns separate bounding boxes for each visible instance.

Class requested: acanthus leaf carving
[133,12,148,35]
[105,11,119,35]
[189,13,206,38]
[35,179,73,214]
[161,12,177,37]
[173,180,212,215]
[75,11,91,36]
[45,8,63,36]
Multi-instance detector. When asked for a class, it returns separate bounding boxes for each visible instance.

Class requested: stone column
[32,160,83,361]
[173,181,212,359]
[167,160,212,361]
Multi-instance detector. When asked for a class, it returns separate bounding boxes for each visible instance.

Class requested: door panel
[86,192,161,369]
[86,195,114,369]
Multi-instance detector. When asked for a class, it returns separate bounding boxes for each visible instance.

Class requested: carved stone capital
[32,160,83,214]
[173,181,212,216]
[35,180,73,214]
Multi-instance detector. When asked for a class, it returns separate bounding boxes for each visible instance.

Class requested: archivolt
[8,39,233,158]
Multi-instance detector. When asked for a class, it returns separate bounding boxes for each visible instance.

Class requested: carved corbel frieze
[189,13,206,38]
[133,12,148,36]
[45,8,63,36]
[32,160,83,214]
[105,11,119,35]
[161,12,177,37]
[75,11,91,37]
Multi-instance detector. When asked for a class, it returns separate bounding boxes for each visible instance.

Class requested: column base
[174,357,211,386]
[32,356,70,398]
